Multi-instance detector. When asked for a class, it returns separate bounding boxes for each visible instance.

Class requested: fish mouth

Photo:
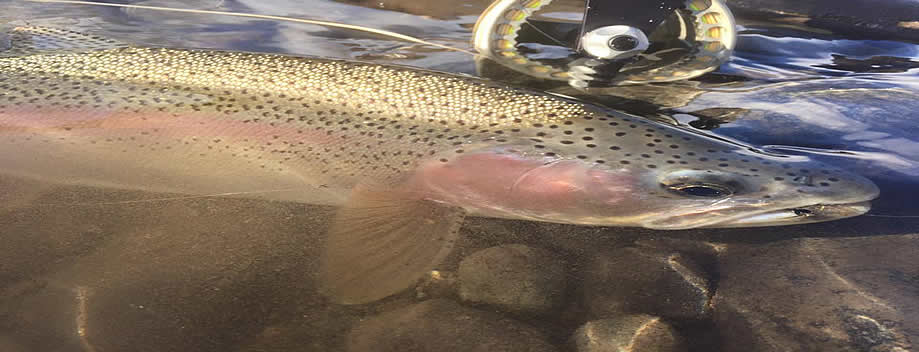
[707,201,872,228]
[643,201,873,230]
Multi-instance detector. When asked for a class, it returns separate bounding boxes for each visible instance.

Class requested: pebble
[457,244,567,314]
[582,247,713,320]
[347,299,558,352]
[571,314,686,352]
[713,235,916,352]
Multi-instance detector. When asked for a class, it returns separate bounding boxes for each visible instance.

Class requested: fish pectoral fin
[319,185,464,305]
[0,26,129,57]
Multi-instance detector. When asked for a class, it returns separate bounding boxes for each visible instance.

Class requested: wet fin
[0,26,128,57]
[320,185,464,305]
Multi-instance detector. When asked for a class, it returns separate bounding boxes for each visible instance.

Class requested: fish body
[0,27,879,303]
[0,27,878,226]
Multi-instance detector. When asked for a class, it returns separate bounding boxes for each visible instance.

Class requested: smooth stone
[571,315,686,352]
[347,299,558,352]
[582,247,713,320]
[713,234,917,352]
[457,244,567,314]
[633,237,723,269]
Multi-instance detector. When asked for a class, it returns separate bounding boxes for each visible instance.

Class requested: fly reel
[473,0,736,87]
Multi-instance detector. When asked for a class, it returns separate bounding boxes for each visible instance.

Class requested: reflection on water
[0,0,917,351]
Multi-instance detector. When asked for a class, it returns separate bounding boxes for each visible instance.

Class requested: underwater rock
[582,248,713,321]
[633,237,724,270]
[234,296,362,352]
[0,193,327,352]
[347,299,558,352]
[713,234,917,352]
[570,314,686,352]
[457,244,567,314]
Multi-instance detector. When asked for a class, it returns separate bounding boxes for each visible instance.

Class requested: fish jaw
[709,201,873,228]
[638,200,874,230]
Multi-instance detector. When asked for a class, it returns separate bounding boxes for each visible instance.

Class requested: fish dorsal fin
[0,26,129,57]
[320,184,464,305]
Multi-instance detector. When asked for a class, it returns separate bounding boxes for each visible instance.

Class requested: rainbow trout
[0,27,878,303]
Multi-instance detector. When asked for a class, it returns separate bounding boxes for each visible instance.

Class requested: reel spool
[472,0,736,87]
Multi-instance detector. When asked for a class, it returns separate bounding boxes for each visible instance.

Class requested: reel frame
[473,0,737,86]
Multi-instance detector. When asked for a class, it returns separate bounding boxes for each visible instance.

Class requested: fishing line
[26,0,476,55]
[863,214,919,218]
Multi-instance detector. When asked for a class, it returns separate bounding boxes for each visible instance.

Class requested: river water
[0,0,917,351]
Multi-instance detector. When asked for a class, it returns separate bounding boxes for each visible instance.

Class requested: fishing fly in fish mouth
[0,26,879,303]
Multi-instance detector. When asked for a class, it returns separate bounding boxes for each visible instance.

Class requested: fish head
[419,133,878,230]
[636,159,879,229]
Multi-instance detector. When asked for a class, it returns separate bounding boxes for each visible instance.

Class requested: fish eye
[666,183,733,198]
[792,208,813,216]
[659,170,746,198]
